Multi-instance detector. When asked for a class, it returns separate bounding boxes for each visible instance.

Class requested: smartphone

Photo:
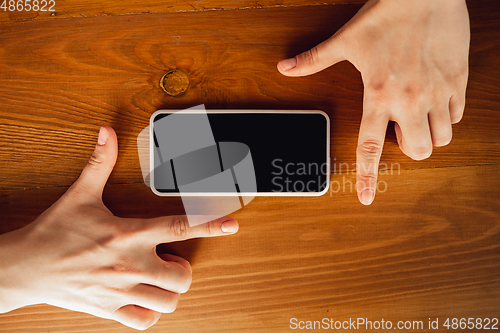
[150,110,330,196]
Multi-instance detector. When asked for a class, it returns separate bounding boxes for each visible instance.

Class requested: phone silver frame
[149,109,330,197]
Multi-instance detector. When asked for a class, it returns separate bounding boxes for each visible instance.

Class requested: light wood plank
[1,165,499,331]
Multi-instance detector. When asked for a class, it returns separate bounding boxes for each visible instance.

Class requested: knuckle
[109,257,144,279]
[457,70,469,84]
[135,324,150,331]
[183,260,193,274]
[112,304,158,331]
[149,268,164,286]
[409,145,433,160]
[168,216,190,238]
[358,169,378,183]
[402,85,425,106]
[158,261,192,294]
[357,140,383,161]
[135,316,158,331]
[450,98,466,124]
[203,221,215,236]
[452,65,469,83]
[366,80,386,94]
[301,47,320,67]
[433,133,452,147]
[451,113,464,124]
[163,293,181,313]
[87,150,105,169]
[403,85,417,98]
[177,269,193,293]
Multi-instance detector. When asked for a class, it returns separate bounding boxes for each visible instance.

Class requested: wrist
[0,228,35,312]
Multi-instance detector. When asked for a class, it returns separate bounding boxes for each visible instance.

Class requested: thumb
[71,126,118,201]
[277,32,347,77]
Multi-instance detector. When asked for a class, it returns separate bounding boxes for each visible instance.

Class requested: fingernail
[97,127,108,146]
[221,219,239,233]
[278,57,297,71]
[360,188,375,205]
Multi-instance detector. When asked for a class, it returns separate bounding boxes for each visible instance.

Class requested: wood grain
[0,0,367,23]
[0,1,499,191]
[1,165,499,332]
[0,0,499,332]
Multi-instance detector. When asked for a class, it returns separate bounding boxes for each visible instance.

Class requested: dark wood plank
[0,1,499,191]
[0,0,368,22]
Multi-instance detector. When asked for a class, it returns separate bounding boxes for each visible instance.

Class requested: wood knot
[160,69,189,96]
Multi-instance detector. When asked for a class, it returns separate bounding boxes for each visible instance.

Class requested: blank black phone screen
[152,112,329,194]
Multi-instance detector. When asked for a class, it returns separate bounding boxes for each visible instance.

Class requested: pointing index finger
[356,96,389,205]
[141,215,239,244]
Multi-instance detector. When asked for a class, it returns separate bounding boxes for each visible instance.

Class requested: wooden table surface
[1,0,499,332]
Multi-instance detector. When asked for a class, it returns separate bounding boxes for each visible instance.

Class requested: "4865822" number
[1,0,56,12]
[443,318,499,330]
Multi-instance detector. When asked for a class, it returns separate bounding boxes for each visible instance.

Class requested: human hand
[0,126,239,330]
[278,0,470,205]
